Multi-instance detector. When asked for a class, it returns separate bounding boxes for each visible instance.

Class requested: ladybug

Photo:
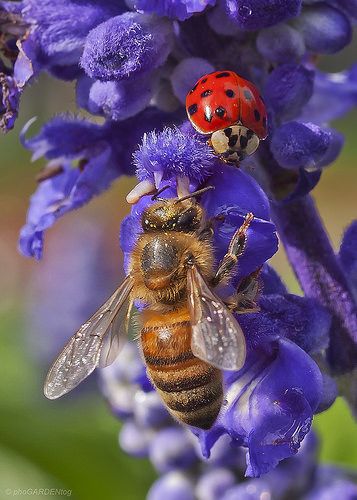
[186,70,267,162]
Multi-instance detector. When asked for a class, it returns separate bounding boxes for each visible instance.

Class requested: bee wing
[98,297,133,368]
[44,275,134,399]
[187,266,246,371]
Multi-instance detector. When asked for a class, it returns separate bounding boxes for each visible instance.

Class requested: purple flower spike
[225,0,302,30]
[256,24,305,64]
[81,13,173,81]
[18,0,123,77]
[196,339,322,477]
[306,469,357,500]
[195,468,236,500]
[264,64,314,121]
[149,427,197,473]
[291,4,352,54]
[133,0,216,21]
[222,480,271,500]
[270,122,343,171]
[119,420,154,457]
[148,471,195,500]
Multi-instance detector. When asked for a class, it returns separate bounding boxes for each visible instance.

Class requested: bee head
[141,189,211,233]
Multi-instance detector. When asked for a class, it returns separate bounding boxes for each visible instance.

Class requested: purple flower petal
[264,64,314,121]
[119,420,154,457]
[133,0,216,21]
[239,293,331,353]
[195,339,322,477]
[224,0,302,30]
[195,468,236,500]
[148,471,195,500]
[316,373,338,413]
[170,58,215,104]
[81,13,173,81]
[300,65,357,124]
[20,0,123,74]
[149,427,197,473]
[201,165,278,280]
[256,24,305,64]
[19,150,116,259]
[260,265,287,295]
[207,0,247,36]
[291,4,352,54]
[83,73,156,121]
[270,121,343,170]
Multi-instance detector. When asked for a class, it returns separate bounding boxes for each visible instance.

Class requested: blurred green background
[0,65,356,499]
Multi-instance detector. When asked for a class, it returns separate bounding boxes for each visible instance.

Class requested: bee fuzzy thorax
[129,230,215,309]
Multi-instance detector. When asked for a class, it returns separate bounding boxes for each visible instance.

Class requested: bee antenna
[151,185,171,201]
[175,185,214,203]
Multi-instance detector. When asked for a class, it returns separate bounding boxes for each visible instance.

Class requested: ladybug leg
[211,212,254,286]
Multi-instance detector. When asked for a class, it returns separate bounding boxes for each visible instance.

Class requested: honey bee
[44,187,261,429]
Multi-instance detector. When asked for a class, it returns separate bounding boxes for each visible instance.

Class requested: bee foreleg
[212,212,254,286]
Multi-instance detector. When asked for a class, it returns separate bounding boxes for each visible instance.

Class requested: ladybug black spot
[201,78,208,84]
[189,84,198,94]
[243,89,253,100]
[188,104,198,115]
[254,109,261,121]
[228,135,238,147]
[201,90,213,98]
[215,106,226,118]
[240,135,248,149]
[204,108,212,122]
[225,89,235,98]
[224,128,233,137]
[216,72,230,78]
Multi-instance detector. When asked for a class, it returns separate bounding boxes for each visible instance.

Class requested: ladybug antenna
[176,186,214,203]
[151,185,171,201]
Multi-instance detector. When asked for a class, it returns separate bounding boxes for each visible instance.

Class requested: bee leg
[211,212,254,286]
[230,267,262,314]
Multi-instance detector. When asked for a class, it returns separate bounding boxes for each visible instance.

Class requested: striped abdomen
[140,308,223,430]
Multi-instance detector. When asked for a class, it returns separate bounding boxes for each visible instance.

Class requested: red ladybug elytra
[186,70,268,162]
